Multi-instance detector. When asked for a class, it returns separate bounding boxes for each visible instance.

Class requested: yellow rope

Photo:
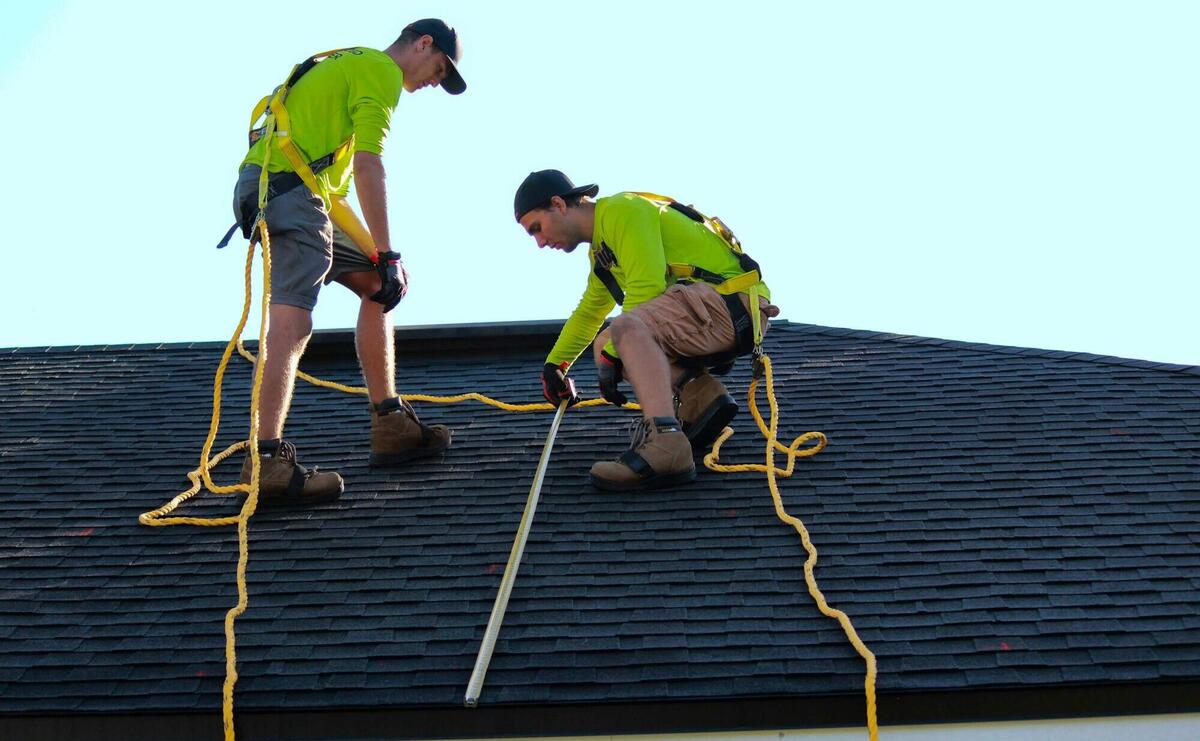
[217,216,271,741]
[135,223,270,740]
[138,254,877,737]
[709,356,877,739]
[231,340,614,412]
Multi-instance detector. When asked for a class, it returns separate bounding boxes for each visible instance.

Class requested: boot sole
[589,466,697,492]
[686,394,739,451]
[369,439,451,467]
[257,481,345,509]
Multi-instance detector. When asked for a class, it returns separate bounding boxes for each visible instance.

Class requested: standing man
[514,170,779,492]
[230,19,467,507]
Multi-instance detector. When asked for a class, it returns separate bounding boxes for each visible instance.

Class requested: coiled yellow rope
[138,247,877,739]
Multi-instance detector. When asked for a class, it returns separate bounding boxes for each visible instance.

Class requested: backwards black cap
[514,170,599,220]
[405,18,466,95]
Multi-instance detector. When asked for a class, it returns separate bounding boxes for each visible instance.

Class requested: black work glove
[541,362,579,406]
[369,250,408,312]
[597,350,627,406]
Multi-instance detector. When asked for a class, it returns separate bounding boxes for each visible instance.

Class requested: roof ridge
[5,320,1198,376]
[773,322,1200,376]
[0,320,567,356]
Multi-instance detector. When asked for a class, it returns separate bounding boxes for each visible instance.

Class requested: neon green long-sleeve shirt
[241,47,403,201]
[546,193,771,367]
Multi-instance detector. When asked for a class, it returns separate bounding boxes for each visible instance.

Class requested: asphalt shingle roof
[1,321,1198,737]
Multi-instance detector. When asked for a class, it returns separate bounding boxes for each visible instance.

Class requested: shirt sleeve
[546,268,617,368]
[347,57,401,156]
[604,197,668,312]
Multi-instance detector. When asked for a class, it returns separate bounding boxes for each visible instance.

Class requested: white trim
[448,713,1200,741]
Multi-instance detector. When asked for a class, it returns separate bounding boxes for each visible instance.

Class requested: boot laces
[626,417,652,450]
[274,440,297,462]
[403,399,438,439]
[272,440,318,476]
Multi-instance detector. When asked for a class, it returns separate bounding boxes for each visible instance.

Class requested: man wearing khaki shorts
[514,170,778,491]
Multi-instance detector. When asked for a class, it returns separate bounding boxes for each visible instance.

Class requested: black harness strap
[668,199,763,281]
[285,55,321,88]
[219,147,341,248]
[283,466,307,499]
[677,292,757,372]
[667,201,704,223]
[594,264,624,305]
[593,241,625,305]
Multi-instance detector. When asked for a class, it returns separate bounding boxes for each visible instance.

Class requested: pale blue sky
[1,1,1196,364]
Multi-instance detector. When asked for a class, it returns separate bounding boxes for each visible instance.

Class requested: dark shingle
[1,321,1198,723]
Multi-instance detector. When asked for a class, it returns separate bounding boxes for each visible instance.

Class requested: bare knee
[609,313,643,344]
[336,269,382,299]
[268,304,314,346]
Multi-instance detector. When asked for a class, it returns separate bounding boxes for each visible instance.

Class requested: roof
[2,320,1199,740]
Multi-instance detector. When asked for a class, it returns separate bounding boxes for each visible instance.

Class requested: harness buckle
[710,215,741,250]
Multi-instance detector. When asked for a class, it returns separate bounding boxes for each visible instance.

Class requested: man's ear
[549,195,567,213]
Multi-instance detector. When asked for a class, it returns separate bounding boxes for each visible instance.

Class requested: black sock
[375,397,403,415]
[651,417,681,432]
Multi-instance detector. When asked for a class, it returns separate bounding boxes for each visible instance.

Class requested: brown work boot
[238,439,343,508]
[590,416,696,491]
[369,397,452,466]
[675,371,739,450]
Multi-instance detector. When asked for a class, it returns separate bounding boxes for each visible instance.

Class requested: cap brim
[440,61,466,95]
[567,183,599,199]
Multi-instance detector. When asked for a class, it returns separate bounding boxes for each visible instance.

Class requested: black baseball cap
[405,18,466,95]
[514,170,599,220]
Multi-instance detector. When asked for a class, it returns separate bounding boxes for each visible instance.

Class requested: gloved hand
[369,250,408,312]
[597,350,627,406]
[541,362,579,406]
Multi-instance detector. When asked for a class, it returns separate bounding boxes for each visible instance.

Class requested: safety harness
[592,193,768,375]
[216,48,379,259]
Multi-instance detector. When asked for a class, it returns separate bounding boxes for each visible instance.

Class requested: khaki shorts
[623,282,776,362]
[233,166,376,310]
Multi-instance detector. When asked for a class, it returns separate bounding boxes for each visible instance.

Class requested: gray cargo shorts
[233,165,377,310]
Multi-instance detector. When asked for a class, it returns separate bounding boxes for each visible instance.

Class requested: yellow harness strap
[749,285,764,348]
[634,192,765,347]
[251,50,378,259]
[665,263,762,296]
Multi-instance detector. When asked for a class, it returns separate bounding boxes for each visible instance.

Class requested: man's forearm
[353,151,392,254]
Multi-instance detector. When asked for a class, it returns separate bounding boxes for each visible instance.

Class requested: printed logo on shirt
[595,241,618,270]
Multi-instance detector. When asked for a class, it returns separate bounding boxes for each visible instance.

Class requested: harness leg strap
[748,286,767,378]
[283,466,307,499]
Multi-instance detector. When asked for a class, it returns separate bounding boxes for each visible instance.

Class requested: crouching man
[514,170,778,492]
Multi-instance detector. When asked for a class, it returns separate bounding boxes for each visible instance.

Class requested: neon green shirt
[546,193,771,367]
[241,47,403,201]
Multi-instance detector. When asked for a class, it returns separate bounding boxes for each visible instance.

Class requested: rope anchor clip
[751,345,766,379]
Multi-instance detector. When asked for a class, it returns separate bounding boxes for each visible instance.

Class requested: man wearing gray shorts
[230,19,467,507]
[514,170,778,492]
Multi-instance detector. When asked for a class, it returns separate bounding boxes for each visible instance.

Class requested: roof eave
[4,679,1198,741]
